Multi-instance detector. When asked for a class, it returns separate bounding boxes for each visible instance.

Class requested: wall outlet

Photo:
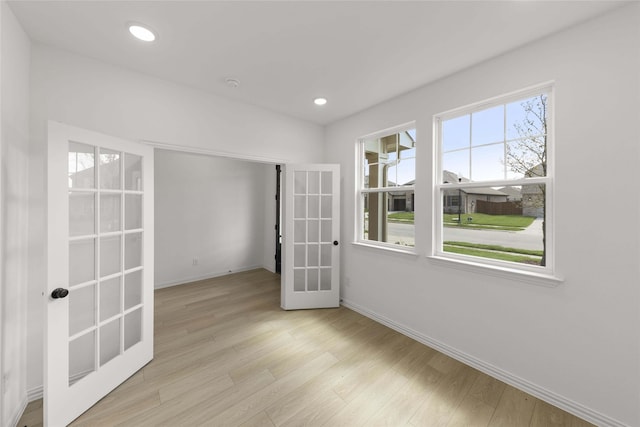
[192,258,198,266]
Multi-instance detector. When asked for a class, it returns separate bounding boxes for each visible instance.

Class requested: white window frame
[432,83,559,282]
[355,121,416,254]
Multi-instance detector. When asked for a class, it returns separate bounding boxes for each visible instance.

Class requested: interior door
[46,121,154,426]
[281,164,340,310]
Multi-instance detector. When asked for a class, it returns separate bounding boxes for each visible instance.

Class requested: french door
[46,122,154,426]
[282,164,340,309]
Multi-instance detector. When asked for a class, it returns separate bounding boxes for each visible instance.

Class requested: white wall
[0,2,30,425]
[155,149,274,288]
[325,5,639,427]
[27,44,323,396]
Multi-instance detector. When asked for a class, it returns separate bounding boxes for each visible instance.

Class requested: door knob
[51,288,69,299]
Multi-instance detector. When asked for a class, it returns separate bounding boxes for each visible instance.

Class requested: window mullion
[503,104,507,181]
[361,186,415,193]
[468,113,473,181]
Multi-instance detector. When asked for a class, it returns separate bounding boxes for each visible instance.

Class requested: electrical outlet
[192,258,198,266]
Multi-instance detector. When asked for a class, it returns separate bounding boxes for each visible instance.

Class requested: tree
[505,94,548,266]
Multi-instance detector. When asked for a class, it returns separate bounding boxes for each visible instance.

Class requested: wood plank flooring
[18,269,593,426]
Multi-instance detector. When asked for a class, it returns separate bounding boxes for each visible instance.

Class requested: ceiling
[8,1,625,125]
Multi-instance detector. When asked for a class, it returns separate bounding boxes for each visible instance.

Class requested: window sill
[352,241,418,256]
[427,255,563,288]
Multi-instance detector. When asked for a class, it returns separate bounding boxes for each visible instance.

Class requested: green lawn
[443,213,535,230]
[383,211,543,264]
[443,243,542,265]
[387,211,414,222]
[443,242,543,265]
[443,241,543,257]
[387,212,535,231]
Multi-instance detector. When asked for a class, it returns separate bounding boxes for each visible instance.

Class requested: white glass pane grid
[293,171,333,293]
[362,131,416,190]
[435,90,553,272]
[437,95,550,229]
[358,128,416,247]
[440,96,548,184]
[68,144,145,377]
[359,132,416,204]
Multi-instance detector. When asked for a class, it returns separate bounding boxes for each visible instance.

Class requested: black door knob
[333,240,339,246]
[51,288,69,299]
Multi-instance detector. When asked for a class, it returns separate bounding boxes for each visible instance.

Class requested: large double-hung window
[357,123,416,250]
[434,85,554,274]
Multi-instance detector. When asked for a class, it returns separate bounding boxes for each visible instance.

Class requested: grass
[443,213,535,230]
[443,244,542,265]
[387,212,414,222]
[444,241,543,257]
[387,212,536,232]
[384,211,542,264]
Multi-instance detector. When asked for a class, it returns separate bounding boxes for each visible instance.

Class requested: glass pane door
[293,170,334,293]
[47,121,153,427]
[283,164,340,310]
[67,144,145,385]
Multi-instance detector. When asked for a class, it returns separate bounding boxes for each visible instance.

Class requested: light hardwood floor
[19,269,593,426]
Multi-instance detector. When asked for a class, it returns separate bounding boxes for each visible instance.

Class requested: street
[386,218,544,250]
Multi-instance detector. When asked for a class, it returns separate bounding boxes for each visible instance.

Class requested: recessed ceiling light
[128,23,156,42]
[314,97,328,106]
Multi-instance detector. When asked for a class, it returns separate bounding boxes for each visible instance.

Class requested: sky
[442,95,546,182]
[364,95,546,187]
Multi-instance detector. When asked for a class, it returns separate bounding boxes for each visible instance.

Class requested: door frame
[143,139,288,278]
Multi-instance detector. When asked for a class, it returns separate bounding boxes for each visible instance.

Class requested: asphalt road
[386,218,544,250]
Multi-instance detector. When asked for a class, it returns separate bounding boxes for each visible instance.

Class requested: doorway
[154,149,278,288]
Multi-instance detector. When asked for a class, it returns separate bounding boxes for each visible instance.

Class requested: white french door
[282,164,340,310]
[46,122,154,426]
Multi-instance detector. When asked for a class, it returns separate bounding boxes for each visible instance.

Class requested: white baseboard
[340,298,627,427]
[262,263,276,274]
[27,385,43,401]
[154,265,265,289]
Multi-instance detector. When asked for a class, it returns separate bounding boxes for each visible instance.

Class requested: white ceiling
[8,1,625,125]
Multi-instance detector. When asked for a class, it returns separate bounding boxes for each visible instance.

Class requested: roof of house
[462,187,507,196]
[441,170,506,196]
[522,184,544,195]
[498,186,522,199]
[442,170,470,184]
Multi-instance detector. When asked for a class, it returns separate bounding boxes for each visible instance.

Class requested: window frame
[432,83,556,277]
[355,121,417,253]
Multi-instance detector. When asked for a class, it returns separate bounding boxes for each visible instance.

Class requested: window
[434,85,553,273]
[357,123,416,249]
[445,195,460,208]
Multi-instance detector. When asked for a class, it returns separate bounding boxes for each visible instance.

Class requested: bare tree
[506,94,547,266]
